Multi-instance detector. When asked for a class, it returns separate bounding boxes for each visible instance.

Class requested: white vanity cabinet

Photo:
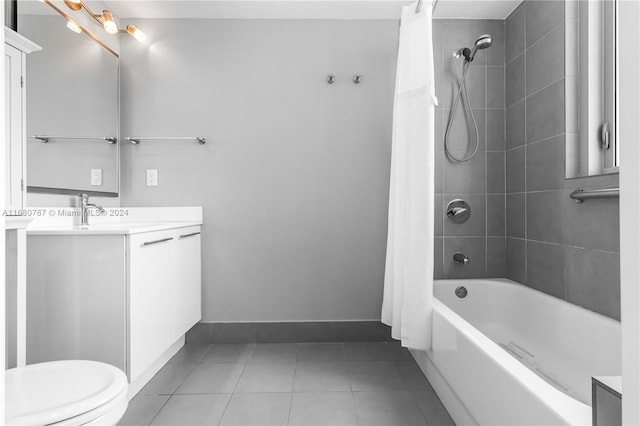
[4,29,41,211]
[26,223,202,392]
[128,226,202,382]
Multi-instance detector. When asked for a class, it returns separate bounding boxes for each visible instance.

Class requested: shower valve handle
[447,207,468,217]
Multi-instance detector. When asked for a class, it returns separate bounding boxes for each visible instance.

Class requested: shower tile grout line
[504,130,567,153]
[506,19,566,68]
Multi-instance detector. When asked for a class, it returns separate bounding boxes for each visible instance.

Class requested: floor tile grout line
[216,355,251,425]
[170,361,199,396]
[286,388,295,425]
[351,390,361,426]
[145,392,175,425]
[411,391,431,426]
[215,393,233,426]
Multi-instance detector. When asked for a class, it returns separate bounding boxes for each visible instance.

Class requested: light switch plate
[146,169,158,186]
[90,169,102,186]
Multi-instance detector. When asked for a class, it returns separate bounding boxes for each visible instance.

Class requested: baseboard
[185,321,394,344]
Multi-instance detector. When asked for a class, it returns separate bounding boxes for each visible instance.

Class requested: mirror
[17,3,119,195]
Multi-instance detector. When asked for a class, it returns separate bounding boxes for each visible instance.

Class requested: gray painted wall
[432,19,507,279]
[119,19,398,322]
[505,0,620,320]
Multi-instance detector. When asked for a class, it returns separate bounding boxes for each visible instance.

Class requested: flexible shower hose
[444,60,480,163]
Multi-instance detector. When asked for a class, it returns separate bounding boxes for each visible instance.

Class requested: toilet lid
[6,360,128,426]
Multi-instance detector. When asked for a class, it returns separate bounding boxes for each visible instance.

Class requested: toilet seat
[6,360,128,426]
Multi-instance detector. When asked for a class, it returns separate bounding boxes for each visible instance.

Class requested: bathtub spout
[453,252,469,265]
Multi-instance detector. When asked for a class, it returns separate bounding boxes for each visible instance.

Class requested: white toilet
[6,360,129,426]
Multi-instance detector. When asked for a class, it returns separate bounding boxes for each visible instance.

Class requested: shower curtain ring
[353,75,363,84]
[327,75,336,84]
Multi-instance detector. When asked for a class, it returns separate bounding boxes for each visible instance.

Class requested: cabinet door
[128,230,176,382]
[4,44,24,211]
[173,226,202,340]
[26,235,127,370]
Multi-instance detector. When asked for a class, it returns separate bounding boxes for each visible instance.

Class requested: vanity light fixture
[62,0,145,41]
[66,20,82,34]
[101,10,118,35]
[125,25,146,42]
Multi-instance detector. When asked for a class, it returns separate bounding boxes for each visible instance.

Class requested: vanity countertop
[24,207,203,235]
[27,221,202,235]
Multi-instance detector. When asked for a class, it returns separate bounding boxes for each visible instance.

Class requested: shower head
[475,34,493,50]
[467,34,493,62]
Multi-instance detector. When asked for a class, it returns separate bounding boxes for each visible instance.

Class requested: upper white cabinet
[4,28,41,211]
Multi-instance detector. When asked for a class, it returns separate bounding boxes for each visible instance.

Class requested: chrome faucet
[453,252,470,265]
[79,194,105,226]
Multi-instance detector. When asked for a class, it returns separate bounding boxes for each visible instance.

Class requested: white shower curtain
[382,2,436,351]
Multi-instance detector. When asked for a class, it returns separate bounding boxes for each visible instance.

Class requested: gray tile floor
[118,342,455,426]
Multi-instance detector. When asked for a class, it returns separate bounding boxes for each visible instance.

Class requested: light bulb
[66,20,82,33]
[102,10,118,34]
[126,25,146,42]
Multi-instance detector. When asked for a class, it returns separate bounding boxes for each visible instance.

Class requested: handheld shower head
[475,34,493,50]
[467,34,493,62]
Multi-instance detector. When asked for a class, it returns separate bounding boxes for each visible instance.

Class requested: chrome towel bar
[30,135,117,144]
[125,137,206,145]
[569,187,619,203]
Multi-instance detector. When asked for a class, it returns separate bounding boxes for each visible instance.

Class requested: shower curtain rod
[415,0,438,14]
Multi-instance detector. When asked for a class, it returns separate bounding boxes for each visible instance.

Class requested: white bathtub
[411,278,620,426]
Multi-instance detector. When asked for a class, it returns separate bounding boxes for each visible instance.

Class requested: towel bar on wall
[30,135,117,144]
[125,137,206,145]
[569,187,619,203]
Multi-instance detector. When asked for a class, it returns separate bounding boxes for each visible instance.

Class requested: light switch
[146,169,158,186]
[90,169,102,186]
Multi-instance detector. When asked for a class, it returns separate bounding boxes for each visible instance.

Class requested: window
[568,0,618,177]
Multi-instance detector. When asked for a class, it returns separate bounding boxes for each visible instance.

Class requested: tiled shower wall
[504,0,620,320]
[433,20,507,279]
